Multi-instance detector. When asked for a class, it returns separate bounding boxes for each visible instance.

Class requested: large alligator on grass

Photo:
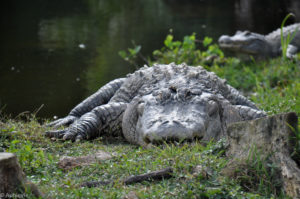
[218,23,300,59]
[45,63,266,146]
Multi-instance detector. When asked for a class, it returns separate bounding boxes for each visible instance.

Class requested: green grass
[1,115,289,198]
[280,13,298,59]
[0,118,248,199]
[1,34,300,198]
[210,58,300,116]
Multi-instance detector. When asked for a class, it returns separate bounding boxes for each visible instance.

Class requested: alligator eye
[244,31,251,36]
[190,88,202,95]
[185,90,192,98]
[169,86,177,93]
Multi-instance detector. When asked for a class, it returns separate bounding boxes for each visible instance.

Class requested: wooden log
[80,167,173,188]
[123,167,173,185]
[224,112,300,198]
[80,180,111,188]
[0,152,42,198]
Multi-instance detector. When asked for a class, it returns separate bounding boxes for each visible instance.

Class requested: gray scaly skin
[218,23,300,59]
[46,63,266,146]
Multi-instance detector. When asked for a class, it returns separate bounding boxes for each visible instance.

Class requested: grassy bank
[1,34,300,198]
[0,117,287,199]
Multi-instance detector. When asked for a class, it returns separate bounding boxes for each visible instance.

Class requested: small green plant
[280,13,298,59]
[152,33,201,65]
[152,33,227,66]
[118,41,143,68]
[119,32,228,67]
[288,122,300,166]
[232,146,283,197]
[8,139,47,174]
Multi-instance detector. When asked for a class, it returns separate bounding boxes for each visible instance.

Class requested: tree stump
[223,112,300,198]
[0,152,42,198]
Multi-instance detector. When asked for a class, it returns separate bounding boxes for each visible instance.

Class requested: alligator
[218,23,300,59]
[45,63,266,146]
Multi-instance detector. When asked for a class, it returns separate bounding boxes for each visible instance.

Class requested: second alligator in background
[218,23,300,59]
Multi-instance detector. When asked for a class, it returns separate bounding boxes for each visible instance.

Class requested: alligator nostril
[218,35,231,44]
[161,121,169,125]
[172,120,181,125]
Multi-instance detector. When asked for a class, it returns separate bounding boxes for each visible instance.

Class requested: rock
[122,191,139,199]
[58,150,112,171]
[0,152,43,198]
[223,112,300,198]
[192,165,213,179]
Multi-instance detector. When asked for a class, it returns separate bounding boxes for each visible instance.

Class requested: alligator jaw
[218,34,266,56]
[218,24,300,59]
[218,35,246,51]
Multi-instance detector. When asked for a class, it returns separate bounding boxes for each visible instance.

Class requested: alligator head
[122,86,228,146]
[218,31,272,58]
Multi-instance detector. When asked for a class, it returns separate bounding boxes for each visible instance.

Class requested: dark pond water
[0,0,299,118]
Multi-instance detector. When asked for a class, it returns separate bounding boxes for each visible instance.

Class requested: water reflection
[0,0,298,118]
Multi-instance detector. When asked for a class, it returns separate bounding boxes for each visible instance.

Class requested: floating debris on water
[78,44,86,49]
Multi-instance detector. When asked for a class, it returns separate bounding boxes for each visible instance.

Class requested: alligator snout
[218,34,247,51]
[142,117,205,144]
[160,119,182,126]
[218,35,232,45]
[143,122,192,143]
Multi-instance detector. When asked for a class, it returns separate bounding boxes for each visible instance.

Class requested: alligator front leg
[48,78,125,128]
[234,105,266,120]
[225,85,260,110]
[46,102,127,141]
[286,44,298,59]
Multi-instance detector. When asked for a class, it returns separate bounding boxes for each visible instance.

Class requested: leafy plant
[280,13,298,59]
[243,147,282,196]
[153,33,227,67]
[224,146,284,198]
[152,33,199,65]
[118,41,143,68]
[119,32,228,67]
[7,139,48,174]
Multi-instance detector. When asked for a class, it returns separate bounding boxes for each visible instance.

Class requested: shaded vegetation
[224,146,283,197]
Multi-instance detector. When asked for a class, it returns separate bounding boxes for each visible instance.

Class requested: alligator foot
[286,44,298,59]
[45,114,101,142]
[45,129,66,139]
[46,102,127,142]
[45,130,88,142]
[45,129,84,141]
[46,115,78,128]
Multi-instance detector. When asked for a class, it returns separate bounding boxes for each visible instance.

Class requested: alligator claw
[45,128,80,142]
[45,130,66,139]
[62,130,79,141]
[75,135,83,142]
[47,116,78,128]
